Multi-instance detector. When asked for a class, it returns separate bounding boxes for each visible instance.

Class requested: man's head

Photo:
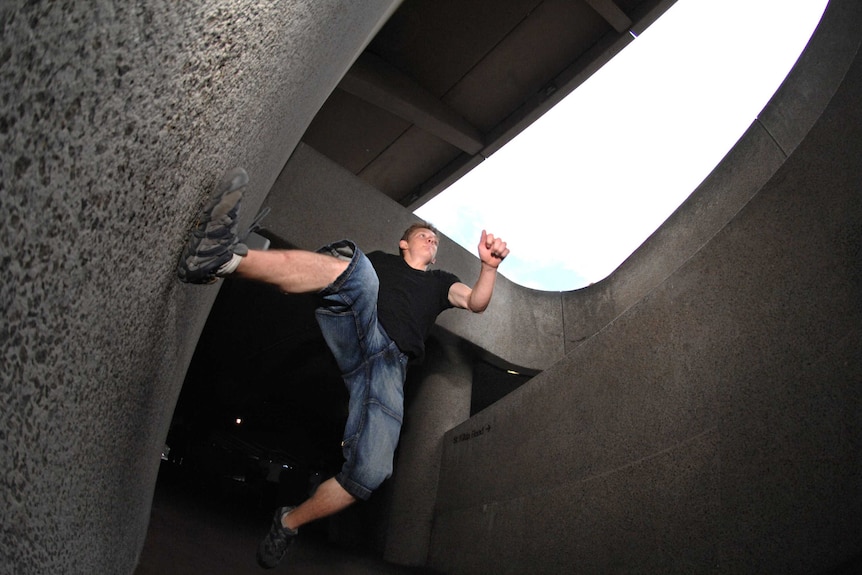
[400,221,439,245]
[399,221,440,268]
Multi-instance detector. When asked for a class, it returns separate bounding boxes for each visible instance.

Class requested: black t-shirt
[367,251,460,362]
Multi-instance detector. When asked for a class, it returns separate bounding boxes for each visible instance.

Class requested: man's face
[401,228,439,264]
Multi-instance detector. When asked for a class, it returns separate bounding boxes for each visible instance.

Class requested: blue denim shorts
[315,240,408,501]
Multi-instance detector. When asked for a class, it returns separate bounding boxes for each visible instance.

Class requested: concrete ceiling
[300,0,675,209]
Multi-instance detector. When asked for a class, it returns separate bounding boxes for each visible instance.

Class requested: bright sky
[416,0,829,291]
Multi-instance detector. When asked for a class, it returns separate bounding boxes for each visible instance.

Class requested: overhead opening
[416,0,829,291]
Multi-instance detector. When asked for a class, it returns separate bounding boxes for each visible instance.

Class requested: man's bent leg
[284,477,356,530]
[176,166,349,290]
[235,249,348,293]
[256,478,355,569]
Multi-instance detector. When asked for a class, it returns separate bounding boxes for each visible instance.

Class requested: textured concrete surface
[0,1,401,573]
[431,1,862,573]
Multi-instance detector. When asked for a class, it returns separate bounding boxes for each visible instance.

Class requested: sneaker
[177,167,250,284]
[256,506,298,569]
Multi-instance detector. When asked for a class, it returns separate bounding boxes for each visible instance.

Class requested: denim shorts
[315,240,408,501]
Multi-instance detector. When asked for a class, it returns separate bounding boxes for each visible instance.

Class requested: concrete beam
[585,0,633,34]
[340,52,485,154]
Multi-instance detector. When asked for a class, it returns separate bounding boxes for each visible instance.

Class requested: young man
[177,167,508,569]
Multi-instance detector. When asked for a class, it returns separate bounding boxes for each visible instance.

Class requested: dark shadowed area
[135,233,528,573]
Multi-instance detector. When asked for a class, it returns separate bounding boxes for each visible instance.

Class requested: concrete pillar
[383,333,473,566]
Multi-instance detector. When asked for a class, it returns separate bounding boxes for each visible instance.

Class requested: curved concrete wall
[561,0,861,355]
[431,1,862,573]
[0,1,401,573]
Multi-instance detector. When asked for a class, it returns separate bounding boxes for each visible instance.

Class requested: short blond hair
[400,221,439,245]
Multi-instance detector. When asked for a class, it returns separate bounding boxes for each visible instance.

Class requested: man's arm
[449,230,509,313]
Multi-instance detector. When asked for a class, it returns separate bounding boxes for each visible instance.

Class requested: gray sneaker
[256,506,298,569]
[177,167,249,284]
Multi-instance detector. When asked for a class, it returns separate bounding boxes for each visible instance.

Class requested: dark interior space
[471,360,532,416]
[142,272,418,572]
[144,230,534,570]
[168,271,347,504]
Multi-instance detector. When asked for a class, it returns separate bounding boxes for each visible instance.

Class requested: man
[177,167,509,569]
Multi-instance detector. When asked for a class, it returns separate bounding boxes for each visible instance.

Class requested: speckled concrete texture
[0,1,400,573]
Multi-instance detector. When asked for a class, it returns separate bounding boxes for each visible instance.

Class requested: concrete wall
[430,1,862,573]
[0,1,402,573]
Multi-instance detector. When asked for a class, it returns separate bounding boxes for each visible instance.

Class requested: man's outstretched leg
[256,478,356,569]
[177,167,347,290]
[234,249,348,294]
